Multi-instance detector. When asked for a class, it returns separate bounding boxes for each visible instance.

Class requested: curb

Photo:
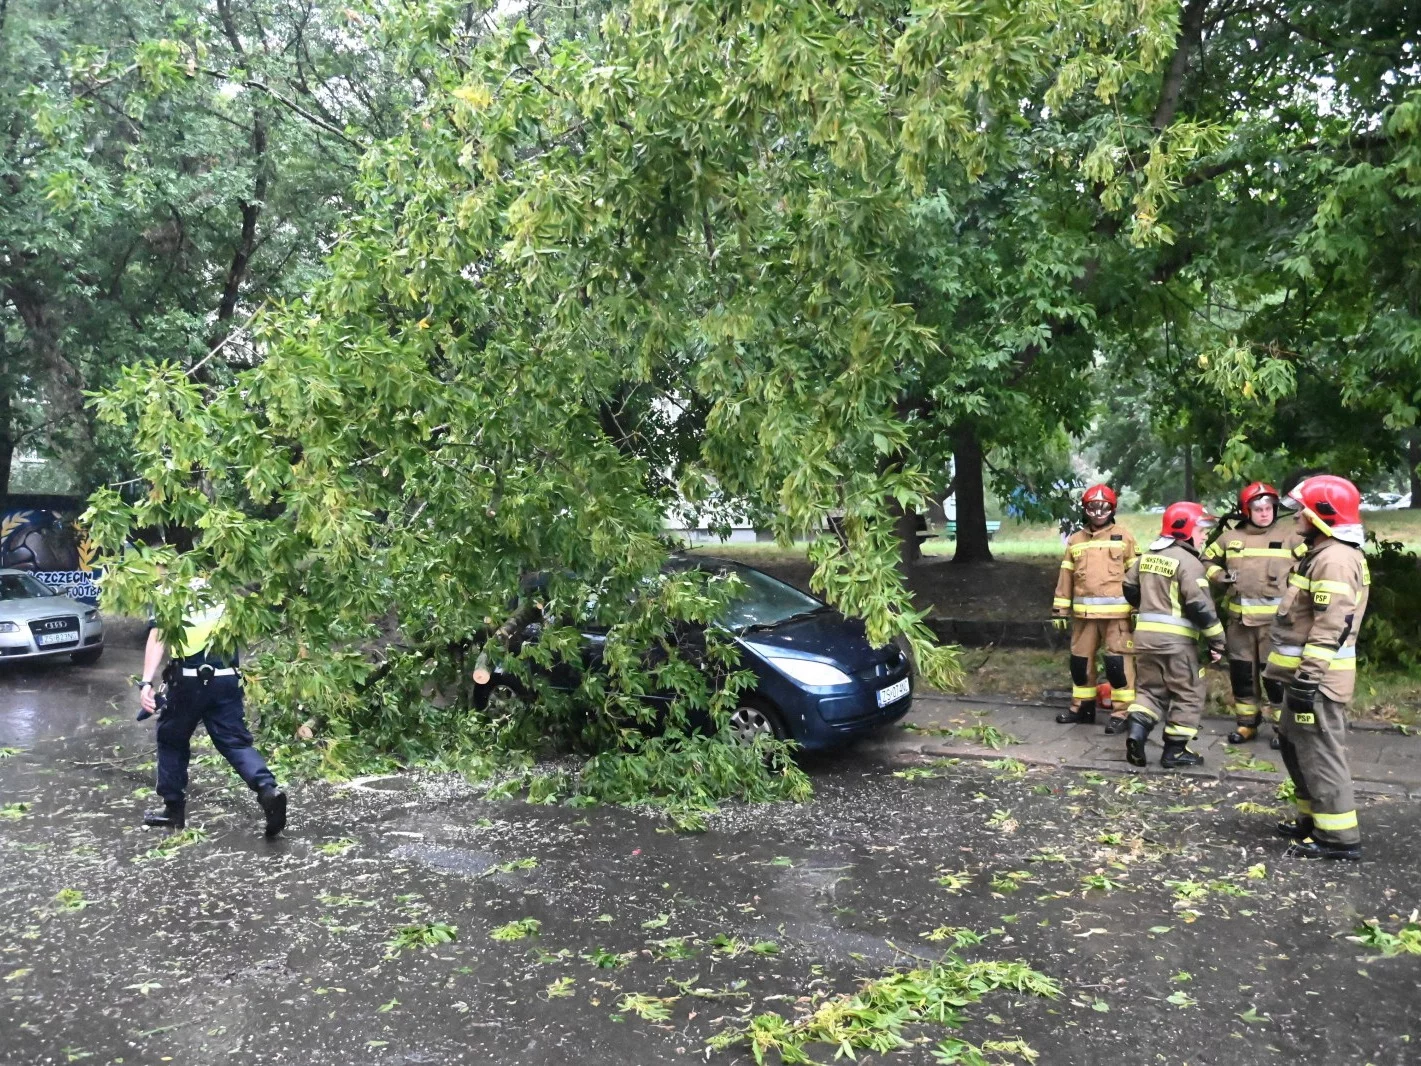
[890,739,1421,798]
[916,693,1420,734]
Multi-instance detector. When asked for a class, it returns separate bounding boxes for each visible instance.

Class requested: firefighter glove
[1051,617,1070,631]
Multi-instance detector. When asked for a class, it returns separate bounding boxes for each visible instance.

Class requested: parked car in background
[0,569,105,665]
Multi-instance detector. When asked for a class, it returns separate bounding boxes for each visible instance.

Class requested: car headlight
[752,651,852,687]
[0,622,18,634]
[84,609,99,622]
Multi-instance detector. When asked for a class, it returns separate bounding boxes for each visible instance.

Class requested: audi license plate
[37,632,79,646]
[877,677,910,707]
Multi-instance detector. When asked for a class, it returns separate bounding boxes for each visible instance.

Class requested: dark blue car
[687,559,914,751]
[480,558,914,752]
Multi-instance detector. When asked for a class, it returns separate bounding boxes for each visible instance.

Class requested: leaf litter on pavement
[0,736,1414,1065]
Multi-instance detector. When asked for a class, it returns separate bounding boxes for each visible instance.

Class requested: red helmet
[1288,475,1363,544]
[1239,481,1279,512]
[1082,484,1117,511]
[1161,501,1218,541]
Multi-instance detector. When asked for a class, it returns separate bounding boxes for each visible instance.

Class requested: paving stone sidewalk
[877,691,1421,799]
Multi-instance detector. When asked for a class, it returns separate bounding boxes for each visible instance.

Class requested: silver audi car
[0,569,105,665]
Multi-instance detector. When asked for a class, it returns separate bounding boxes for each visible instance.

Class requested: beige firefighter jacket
[1052,523,1138,620]
[1122,538,1226,656]
[1264,536,1369,703]
[1203,522,1307,627]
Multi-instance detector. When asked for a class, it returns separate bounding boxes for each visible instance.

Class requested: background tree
[1,0,407,495]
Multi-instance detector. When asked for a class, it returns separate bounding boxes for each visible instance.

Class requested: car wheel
[728,698,787,745]
[70,647,104,666]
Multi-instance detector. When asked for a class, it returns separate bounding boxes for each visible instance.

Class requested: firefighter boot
[1228,720,1261,745]
[1056,699,1096,726]
[1160,737,1205,769]
[1274,815,1314,841]
[1284,837,1361,862]
[1103,715,1129,735]
[1125,715,1152,768]
[143,801,185,830]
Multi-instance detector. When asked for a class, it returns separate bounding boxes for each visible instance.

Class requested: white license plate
[877,677,910,707]
[36,632,79,646]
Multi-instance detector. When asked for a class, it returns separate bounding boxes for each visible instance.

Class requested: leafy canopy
[87,0,1189,785]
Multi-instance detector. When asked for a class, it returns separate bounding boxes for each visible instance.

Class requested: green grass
[684,509,1421,560]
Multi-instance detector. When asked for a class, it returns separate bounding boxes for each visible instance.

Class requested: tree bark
[1182,440,1195,501]
[1408,431,1421,508]
[894,501,920,571]
[0,382,13,498]
[952,422,993,564]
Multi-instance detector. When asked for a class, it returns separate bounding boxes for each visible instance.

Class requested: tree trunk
[952,422,993,564]
[1409,431,1421,508]
[0,379,12,497]
[894,501,920,571]
[1182,440,1194,501]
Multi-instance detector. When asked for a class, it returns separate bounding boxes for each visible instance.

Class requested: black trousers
[156,675,276,804]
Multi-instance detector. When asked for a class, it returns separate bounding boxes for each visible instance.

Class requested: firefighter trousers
[1225,624,1274,734]
[1127,648,1204,741]
[1068,618,1135,718]
[1277,695,1359,846]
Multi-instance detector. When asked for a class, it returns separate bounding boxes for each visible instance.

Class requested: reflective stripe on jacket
[1123,538,1225,654]
[1203,522,1307,627]
[1052,523,1138,619]
[1265,538,1369,702]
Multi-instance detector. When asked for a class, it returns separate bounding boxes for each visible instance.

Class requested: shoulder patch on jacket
[1139,554,1179,577]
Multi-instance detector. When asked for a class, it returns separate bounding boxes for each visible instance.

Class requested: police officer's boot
[1125,715,1152,768]
[1160,736,1204,769]
[143,800,185,830]
[1056,699,1096,725]
[1274,815,1314,841]
[258,787,287,839]
[1284,837,1361,862]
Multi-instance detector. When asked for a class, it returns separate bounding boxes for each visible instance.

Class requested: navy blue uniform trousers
[156,675,276,804]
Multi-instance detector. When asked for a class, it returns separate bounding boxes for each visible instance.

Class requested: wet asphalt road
[2,640,1419,1066]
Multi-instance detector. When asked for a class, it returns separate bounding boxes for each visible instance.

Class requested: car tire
[728,697,787,746]
[70,647,104,666]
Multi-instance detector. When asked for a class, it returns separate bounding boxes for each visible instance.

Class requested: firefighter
[1203,483,1307,746]
[1122,502,1227,769]
[1050,484,1137,732]
[1264,475,1368,861]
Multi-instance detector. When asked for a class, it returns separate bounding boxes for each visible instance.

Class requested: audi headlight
[84,609,99,622]
[745,646,852,687]
[0,622,18,634]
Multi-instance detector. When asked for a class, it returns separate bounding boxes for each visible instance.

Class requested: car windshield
[0,573,57,600]
[711,564,828,632]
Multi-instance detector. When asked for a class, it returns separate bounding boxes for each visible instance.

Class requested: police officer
[139,590,287,837]
[1051,484,1137,732]
[1203,483,1307,745]
[1122,502,1227,769]
[1264,475,1367,861]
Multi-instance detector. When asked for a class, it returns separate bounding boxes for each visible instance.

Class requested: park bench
[943,520,1001,541]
